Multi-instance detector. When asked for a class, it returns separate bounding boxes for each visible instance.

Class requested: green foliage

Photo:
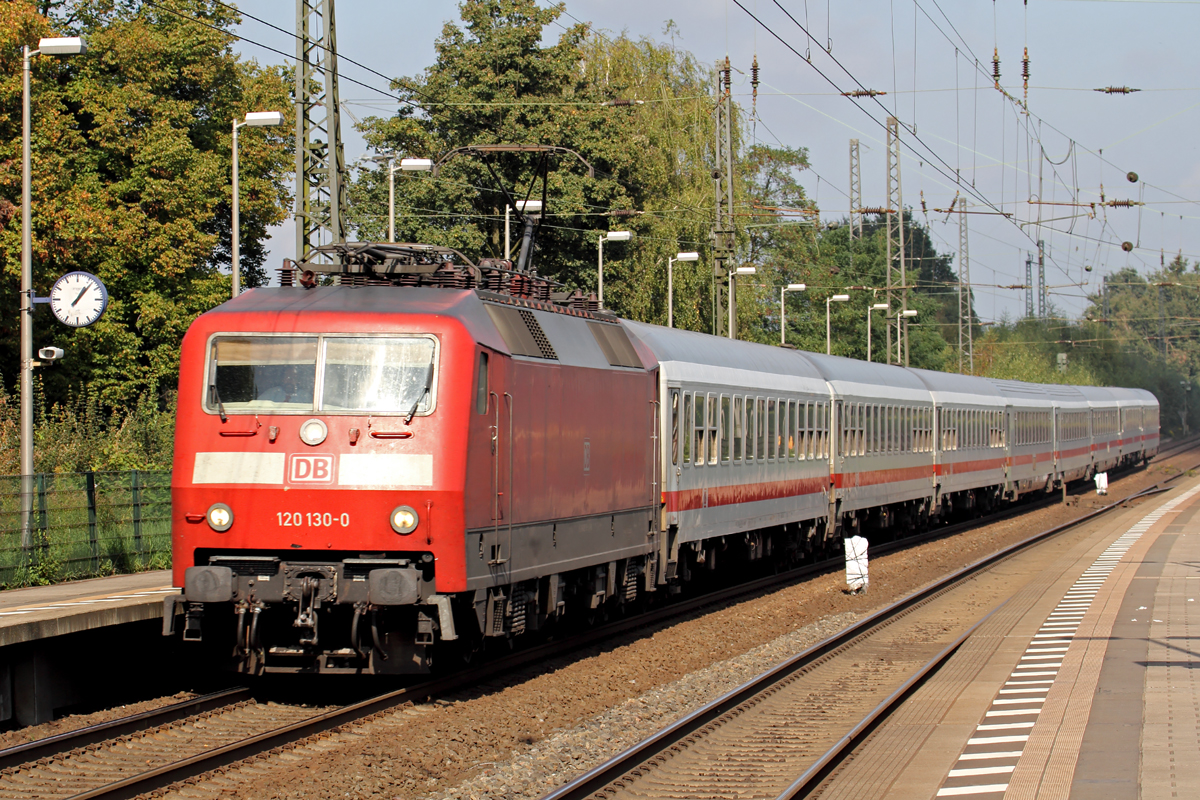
[0,0,293,409]
[0,376,176,473]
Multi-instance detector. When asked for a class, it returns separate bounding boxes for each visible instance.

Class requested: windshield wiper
[405,363,435,425]
[209,383,228,423]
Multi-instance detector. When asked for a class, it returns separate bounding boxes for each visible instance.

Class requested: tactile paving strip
[934,483,1200,798]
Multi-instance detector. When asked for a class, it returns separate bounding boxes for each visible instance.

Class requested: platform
[0,570,175,647]
[0,571,177,727]
[823,476,1200,799]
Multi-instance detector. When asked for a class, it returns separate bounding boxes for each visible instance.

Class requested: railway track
[540,452,1200,800]
[0,441,1192,800]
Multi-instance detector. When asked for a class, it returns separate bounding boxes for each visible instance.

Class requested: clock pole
[20,44,34,554]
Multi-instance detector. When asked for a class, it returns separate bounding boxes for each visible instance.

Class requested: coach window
[768,399,778,459]
[777,400,786,458]
[787,400,796,459]
[670,390,680,465]
[753,398,763,460]
[694,393,706,466]
[799,403,809,460]
[682,393,693,465]
[708,394,720,465]
[733,397,744,461]
[721,396,731,463]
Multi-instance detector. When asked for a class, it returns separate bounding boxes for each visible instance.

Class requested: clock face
[50,271,109,328]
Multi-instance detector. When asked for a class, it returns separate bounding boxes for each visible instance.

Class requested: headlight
[299,418,328,446]
[390,505,419,534]
[207,503,234,532]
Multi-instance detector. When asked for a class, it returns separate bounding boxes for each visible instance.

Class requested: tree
[349,1,718,329]
[0,0,292,408]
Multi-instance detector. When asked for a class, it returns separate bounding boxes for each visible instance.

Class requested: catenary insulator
[1022,48,1030,81]
[992,48,1001,85]
[751,55,759,107]
[1095,86,1140,94]
[723,57,731,93]
[841,89,886,98]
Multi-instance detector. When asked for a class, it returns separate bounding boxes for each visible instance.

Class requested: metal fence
[0,471,172,588]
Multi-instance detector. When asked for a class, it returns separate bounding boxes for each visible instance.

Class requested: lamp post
[780,284,806,345]
[367,155,434,242]
[899,308,918,366]
[20,36,86,555]
[505,200,543,259]
[867,303,889,362]
[668,251,699,328]
[826,294,850,355]
[597,231,632,308]
[232,111,284,297]
[730,266,756,340]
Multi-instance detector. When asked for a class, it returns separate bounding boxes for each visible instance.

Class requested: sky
[230,0,1200,326]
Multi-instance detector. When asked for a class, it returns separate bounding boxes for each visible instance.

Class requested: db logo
[289,454,335,483]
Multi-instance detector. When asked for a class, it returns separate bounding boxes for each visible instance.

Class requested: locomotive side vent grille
[484,304,559,360]
[518,310,558,359]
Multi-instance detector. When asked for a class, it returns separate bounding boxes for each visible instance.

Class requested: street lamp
[867,303,889,363]
[597,231,632,308]
[899,308,918,366]
[826,294,850,355]
[20,36,86,555]
[668,252,699,328]
[780,284,806,345]
[730,266,756,340]
[367,155,434,243]
[505,200,543,259]
[232,111,284,297]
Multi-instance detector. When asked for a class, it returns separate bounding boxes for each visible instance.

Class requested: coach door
[665,386,682,529]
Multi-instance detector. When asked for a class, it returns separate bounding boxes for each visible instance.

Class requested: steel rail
[19,445,1185,799]
[540,456,1200,800]
[0,687,250,771]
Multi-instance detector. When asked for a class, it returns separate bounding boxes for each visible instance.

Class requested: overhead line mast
[958,196,973,373]
[295,0,347,265]
[849,139,862,239]
[885,117,908,366]
[713,58,735,338]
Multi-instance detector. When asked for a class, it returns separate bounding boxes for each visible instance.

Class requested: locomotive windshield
[206,335,437,415]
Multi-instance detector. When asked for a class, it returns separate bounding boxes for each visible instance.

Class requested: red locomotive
[168,244,659,673]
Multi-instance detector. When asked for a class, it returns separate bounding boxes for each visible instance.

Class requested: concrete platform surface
[0,570,175,647]
[820,476,1200,799]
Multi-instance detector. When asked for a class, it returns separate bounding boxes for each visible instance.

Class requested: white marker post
[845,535,869,593]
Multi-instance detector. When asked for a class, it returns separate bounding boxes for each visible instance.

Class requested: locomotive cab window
[206,337,318,412]
[205,334,438,416]
[476,351,489,414]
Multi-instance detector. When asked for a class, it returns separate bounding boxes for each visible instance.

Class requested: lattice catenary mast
[885,117,908,365]
[295,0,347,264]
[849,139,862,239]
[957,196,973,373]
[1025,253,1035,318]
[1037,239,1047,319]
[713,58,735,338]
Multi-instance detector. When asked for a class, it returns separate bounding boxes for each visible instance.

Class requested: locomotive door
[485,366,513,581]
